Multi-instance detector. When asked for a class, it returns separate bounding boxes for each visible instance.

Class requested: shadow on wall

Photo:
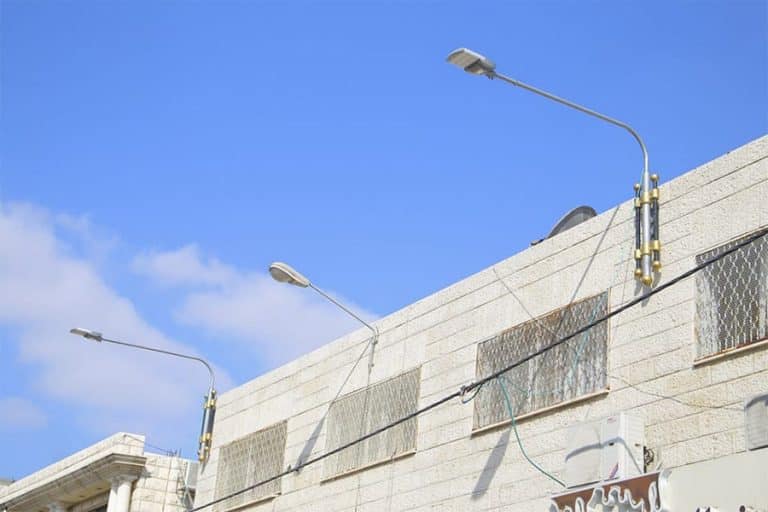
[294,417,325,470]
[471,429,510,499]
[292,333,377,471]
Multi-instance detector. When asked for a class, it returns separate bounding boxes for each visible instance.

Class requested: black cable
[192,390,461,512]
[191,228,766,512]
[463,228,767,394]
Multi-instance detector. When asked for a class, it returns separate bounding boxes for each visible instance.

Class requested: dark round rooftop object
[547,206,597,238]
[531,206,597,246]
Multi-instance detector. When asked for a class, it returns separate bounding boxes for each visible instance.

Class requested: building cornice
[1,453,146,512]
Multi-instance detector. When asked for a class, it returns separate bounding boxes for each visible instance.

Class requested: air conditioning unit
[182,461,199,491]
[745,391,768,450]
[564,413,645,488]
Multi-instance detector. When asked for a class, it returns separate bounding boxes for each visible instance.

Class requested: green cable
[479,296,605,489]
[497,376,565,487]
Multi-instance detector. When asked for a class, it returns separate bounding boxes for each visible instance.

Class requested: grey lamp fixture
[447,48,661,286]
[269,261,310,288]
[69,327,217,463]
[268,261,379,355]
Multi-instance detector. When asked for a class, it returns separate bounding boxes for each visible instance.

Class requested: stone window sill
[693,337,768,367]
[320,449,417,483]
[471,387,610,437]
[221,492,279,512]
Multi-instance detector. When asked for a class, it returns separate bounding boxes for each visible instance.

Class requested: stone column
[106,478,120,512]
[112,475,138,512]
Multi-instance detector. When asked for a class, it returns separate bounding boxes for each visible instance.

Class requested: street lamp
[268,262,379,364]
[446,48,661,286]
[69,328,217,463]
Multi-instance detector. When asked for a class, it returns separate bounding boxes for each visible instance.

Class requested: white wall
[195,136,768,512]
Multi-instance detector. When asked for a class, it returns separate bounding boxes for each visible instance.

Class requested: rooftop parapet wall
[195,135,767,511]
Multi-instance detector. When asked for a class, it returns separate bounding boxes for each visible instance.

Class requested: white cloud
[54,212,118,263]
[132,244,236,287]
[132,248,377,365]
[0,202,231,443]
[0,397,47,430]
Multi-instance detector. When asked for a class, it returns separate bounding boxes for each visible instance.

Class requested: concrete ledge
[471,388,611,437]
[220,493,279,512]
[319,449,417,484]
[693,337,768,368]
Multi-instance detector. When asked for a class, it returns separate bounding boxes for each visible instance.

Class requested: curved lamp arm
[491,71,649,179]
[75,328,216,389]
[446,47,658,286]
[308,283,378,342]
[69,327,217,463]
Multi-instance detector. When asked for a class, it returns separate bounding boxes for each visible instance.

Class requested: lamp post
[446,48,661,286]
[69,328,217,463]
[268,262,379,365]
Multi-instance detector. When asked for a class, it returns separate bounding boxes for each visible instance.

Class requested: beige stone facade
[191,136,768,511]
[1,433,195,512]
[197,135,768,510]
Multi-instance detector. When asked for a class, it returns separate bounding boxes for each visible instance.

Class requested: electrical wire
[496,376,565,487]
[610,373,742,412]
[460,382,484,404]
[464,228,766,394]
[124,433,179,457]
[191,390,462,512]
[485,231,625,483]
[489,224,624,404]
[190,228,767,512]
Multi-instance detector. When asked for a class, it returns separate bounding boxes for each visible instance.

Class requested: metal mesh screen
[213,421,287,511]
[695,228,768,358]
[323,367,420,480]
[474,292,609,430]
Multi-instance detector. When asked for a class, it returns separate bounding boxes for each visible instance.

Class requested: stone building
[0,433,196,512]
[7,137,763,511]
[191,136,767,511]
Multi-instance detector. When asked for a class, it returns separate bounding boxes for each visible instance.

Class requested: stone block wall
[130,454,191,512]
[194,136,767,511]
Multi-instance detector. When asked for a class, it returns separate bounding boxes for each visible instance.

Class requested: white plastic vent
[564,413,645,488]
[182,461,199,491]
[745,391,768,450]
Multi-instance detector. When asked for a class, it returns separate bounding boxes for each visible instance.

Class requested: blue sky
[1,0,765,477]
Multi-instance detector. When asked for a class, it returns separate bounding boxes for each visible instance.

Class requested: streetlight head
[446,48,495,76]
[69,327,103,342]
[269,262,310,288]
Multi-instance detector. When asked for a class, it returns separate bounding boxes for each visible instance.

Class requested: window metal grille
[695,228,768,358]
[474,292,609,430]
[213,421,287,511]
[323,367,420,480]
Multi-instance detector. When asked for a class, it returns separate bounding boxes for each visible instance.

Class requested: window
[213,421,287,511]
[323,367,420,480]
[474,292,609,430]
[695,228,768,359]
